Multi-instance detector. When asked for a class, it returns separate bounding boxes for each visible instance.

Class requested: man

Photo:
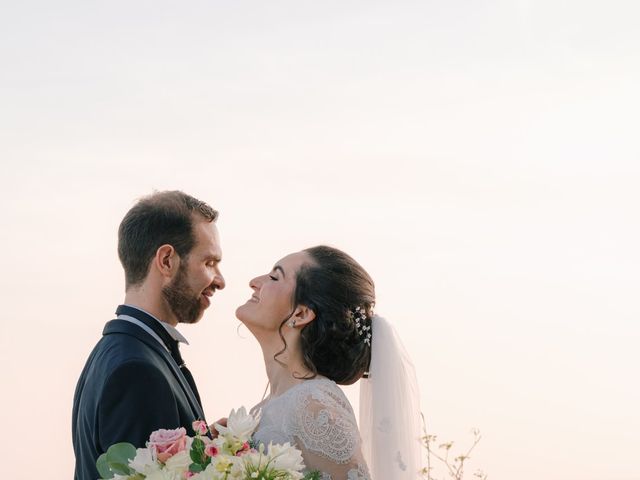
[72,191,225,480]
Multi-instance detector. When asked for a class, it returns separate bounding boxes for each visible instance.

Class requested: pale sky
[1,2,639,479]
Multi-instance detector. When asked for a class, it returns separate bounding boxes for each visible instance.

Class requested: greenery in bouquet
[97,407,320,480]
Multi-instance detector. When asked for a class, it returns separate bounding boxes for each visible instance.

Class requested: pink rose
[192,420,208,436]
[204,444,219,457]
[148,427,187,463]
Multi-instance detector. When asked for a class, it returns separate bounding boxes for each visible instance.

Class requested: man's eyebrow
[273,265,285,278]
[207,254,222,262]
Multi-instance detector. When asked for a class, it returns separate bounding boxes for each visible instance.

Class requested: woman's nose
[249,276,263,290]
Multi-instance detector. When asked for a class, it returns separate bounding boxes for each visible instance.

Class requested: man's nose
[214,272,226,290]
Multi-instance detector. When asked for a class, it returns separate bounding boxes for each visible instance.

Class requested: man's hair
[118,190,218,288]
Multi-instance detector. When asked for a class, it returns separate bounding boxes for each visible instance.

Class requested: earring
[287,319,296,328]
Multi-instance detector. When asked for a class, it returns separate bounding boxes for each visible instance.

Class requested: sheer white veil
[359,315,424,479]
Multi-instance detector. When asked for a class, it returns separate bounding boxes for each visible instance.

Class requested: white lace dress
[252,377,371,480]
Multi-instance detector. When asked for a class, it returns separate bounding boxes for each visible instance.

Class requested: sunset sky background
[1,1,639,479]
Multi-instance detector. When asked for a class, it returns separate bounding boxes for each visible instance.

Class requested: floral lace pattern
[287,381,358,463]
[253,378,370,479]
[319,466,369,480]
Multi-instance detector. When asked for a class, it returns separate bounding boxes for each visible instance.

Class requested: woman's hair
[282,245,375,385]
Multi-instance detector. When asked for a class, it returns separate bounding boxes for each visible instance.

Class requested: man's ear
[153,244,179,279]
[293,305,316,327]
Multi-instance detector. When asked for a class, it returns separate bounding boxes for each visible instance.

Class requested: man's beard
[162,264,203,324]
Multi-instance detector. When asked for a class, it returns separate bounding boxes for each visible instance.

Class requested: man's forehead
[195,221,222,255]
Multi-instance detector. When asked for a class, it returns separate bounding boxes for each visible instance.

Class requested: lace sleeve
[285,380,371,480]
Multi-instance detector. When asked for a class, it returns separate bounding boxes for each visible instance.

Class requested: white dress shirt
[117,304,189,353]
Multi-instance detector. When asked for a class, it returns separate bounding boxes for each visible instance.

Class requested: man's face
[163,220,225,324]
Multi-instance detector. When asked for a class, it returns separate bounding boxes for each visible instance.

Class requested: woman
[236,246,423,480]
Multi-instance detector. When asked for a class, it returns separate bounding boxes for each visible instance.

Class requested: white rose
[188,467,219,480]
[267,442,306,476]
[214,407,259,442]
[145,468,181,480]
[129,447,160,476]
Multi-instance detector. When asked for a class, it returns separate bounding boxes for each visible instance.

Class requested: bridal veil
[359,315,424,479]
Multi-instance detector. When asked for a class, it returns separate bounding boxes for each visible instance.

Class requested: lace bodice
[252,378,371,480]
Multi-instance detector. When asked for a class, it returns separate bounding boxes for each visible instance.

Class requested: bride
[235,246,423,479]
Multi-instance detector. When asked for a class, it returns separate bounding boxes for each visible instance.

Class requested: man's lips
[201,290,213,307]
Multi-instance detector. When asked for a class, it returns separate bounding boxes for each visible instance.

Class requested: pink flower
[204,444,219,457]
[235,442,251,456]
[192,420,208,436]
[148,427,187,463]
[185,472,196,479]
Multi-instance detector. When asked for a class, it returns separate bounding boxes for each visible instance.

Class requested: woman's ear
[293,305,316,327]
[153,244,179,279]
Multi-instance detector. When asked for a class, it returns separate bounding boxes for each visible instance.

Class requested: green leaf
[96,453,113,479]
[189,462,204,473]
[190,437,206,463]
[302,471,322,480]
[105,442,136,476]
[108,462,131,475]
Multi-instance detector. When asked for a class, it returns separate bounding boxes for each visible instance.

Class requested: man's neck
[123,287,178,326]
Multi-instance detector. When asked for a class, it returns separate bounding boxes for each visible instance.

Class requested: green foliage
[302,471,322,480]
[188,436,211,473]
[190,437,207,464]
[95,442,137,479]
[96,453,112,479]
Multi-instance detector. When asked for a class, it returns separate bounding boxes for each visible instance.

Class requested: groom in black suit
[72,191,225,480]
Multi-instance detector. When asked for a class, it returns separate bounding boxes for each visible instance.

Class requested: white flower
[237,450,263,472]
[214,407,259,442]
[201,454,240,479]
[267,442,306,476]
[145,469,181,480]
[128,447,160,476]
[164,449,192,474]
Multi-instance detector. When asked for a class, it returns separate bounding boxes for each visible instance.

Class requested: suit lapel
[103,320,206,421]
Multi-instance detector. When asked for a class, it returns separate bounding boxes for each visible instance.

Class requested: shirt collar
[123,304,189,345]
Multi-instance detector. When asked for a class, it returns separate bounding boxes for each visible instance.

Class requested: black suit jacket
[72,318,205,480]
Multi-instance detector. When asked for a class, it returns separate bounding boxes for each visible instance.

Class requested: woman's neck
[260,338,314,398]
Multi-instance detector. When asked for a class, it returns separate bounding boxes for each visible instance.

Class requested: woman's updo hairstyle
[294,245,375,385]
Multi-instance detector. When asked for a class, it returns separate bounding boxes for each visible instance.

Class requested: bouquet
[97,407,320,480]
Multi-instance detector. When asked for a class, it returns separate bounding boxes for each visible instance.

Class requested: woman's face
[236,251,312,332]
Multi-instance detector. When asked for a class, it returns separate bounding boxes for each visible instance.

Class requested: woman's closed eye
[269,274,278,281]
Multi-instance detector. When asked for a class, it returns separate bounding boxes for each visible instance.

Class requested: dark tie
[115,305,202,408]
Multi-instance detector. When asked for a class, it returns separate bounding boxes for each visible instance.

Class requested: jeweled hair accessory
[350,306,372,346]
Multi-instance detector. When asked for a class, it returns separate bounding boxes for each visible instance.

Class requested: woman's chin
[235,303,251,322]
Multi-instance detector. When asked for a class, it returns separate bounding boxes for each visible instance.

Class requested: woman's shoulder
[290,377,353,411]
[285,377,361,463]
